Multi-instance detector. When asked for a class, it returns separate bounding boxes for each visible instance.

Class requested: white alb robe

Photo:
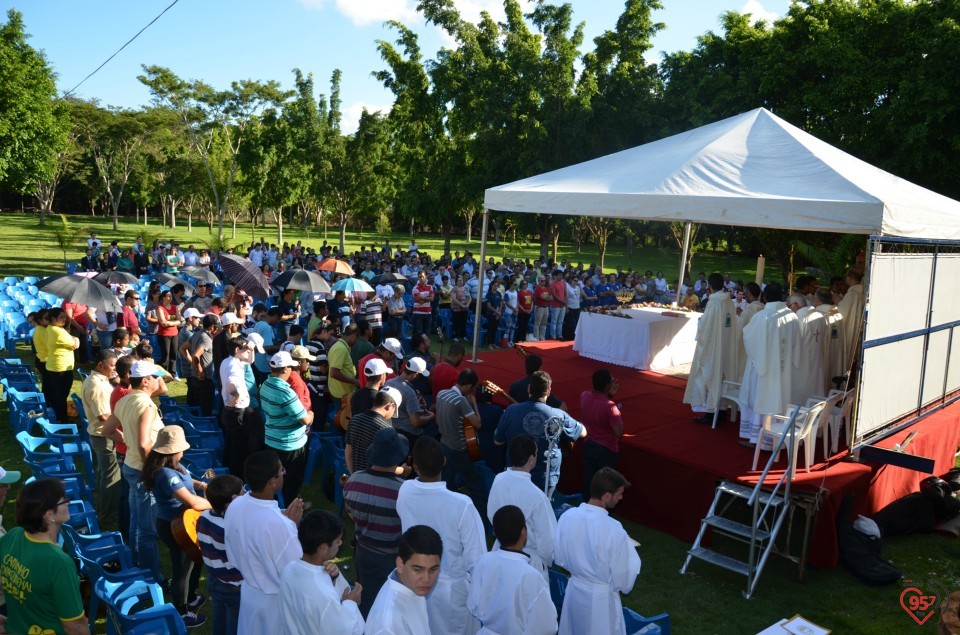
[553,504,641,635]
[737,300,765,376]
[396,479,486,635]
[280,560,364,635]
[836,283,864,369]
[487,469,557,579]
[683,290,742,412]
[467,549,558,635]
[738,302,801,443]
[364,570,431,635]
[791,306,826,405]
[224,493,303,635]
[815,304,847,392]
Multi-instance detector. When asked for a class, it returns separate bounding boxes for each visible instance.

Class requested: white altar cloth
[573,307,701,370]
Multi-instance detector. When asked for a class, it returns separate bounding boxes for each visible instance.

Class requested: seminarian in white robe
[737,299,765,376]
[836,279,864,370]
[739,297,801,443]
[280,559,365,635]
[554,503,641,635]
[487,468,557,579]
[791,304,826,405]
[683,286,742,413]
[225,493,304,635]
[466,549,558,635]
[364,570,431,635]
[396,479,486,635]
[814,301,847,393]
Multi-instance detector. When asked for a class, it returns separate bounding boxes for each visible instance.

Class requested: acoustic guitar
[335,394,352,431]
[172,507,204,564]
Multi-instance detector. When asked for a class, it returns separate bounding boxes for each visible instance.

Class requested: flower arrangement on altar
[585,306,633,318]
[625,302,693,313]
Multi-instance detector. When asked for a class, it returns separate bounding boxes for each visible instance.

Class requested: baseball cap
[290,345,317,361]
[364,357,394,377]
[0,467,21,484]
[182,308,202,319]
[269,351,299,368]
[367,427,409,466]
[381,338,403,357]
[405,356,430,377]
[220,312,243,326]
[380,385,403,414]
[130,360,163,378]
[246,332,266,353]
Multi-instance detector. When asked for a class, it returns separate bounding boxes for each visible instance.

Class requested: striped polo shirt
[260,376,308,451]
[196,510,243,585]
[343,470,404,555]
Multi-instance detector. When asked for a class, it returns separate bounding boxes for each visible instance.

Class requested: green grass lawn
[0,210,956,633]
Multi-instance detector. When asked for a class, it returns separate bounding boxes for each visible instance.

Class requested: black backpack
[837,495,902,586]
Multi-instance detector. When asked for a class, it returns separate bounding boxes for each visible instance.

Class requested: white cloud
[333,0,418,27]
[740,0,780,25]
[342,101,393,135]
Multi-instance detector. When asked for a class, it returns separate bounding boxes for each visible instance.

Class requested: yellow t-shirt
[81,371,113,437]
[114,391,163,471]
[32,325,48,363]
[45,325,75,372]
[327,338,357,399]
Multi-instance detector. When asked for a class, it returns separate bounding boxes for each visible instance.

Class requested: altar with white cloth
[573,307,702,370]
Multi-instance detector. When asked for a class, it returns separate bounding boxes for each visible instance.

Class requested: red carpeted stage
[476,340,960,569]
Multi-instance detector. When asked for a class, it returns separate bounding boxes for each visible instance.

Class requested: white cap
[380,385,403,415]
[405,356,430,377]
[182,308,202,319]
[246,332,265,353]
[220,312,243,326]
[130,360,162,378]
[269,351,299,368]
[364,357,394,377]
[381,338,403,357]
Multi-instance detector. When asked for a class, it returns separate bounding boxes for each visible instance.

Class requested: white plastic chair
[803,391,847,459]
[712,379,747,430]
[752,400,828,479]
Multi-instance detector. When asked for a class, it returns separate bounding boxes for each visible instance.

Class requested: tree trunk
[626,231,634,262]
[441,220,452,254]
[493,217,500,245]
[187,211,192,232]
[111,199,120,231]
[277,206,284,245]
[339,211,348,254]
[552,232,559,264]
[143,205,148,225]
[232,216,237,239]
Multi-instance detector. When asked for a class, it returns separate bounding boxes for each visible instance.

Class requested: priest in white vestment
[787,294,826,405]
[736,282,765,376]
[487,435,557,579]
[738,283,801,445]
[225,451,304,635]
[396,438,486,635]
[554,468,641,635]
[365,525,442,635]
[468,505,558,635]
[814,288,847,393]
[683,273,742,422]
[836,268,865,371]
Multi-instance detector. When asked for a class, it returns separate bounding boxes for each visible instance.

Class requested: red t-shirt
[287,370,312,411]
[549,280,567,308]
[358,351,394,388]
[517,289,534,314]
[63,301,89,328]
[156,305,179,337]
[580,390,623,453]
[412,282,433,315]
[534,286,553,308]
[431,361,460,400]
[121,305,141,335]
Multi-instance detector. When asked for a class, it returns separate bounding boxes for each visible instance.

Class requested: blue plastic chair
[95,576,186,635]
[302,432,324,486]
[22,276,39,285]
[548,567,568,616]
[623,608,671,635]
[66,499,102,535]
[16,429,95,486]
[34,419,95,484]
[181,448,229,481]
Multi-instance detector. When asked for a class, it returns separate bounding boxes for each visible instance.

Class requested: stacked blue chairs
[93,569,175,634]
[548,567,568,616]
[66,499,101,535]
[16,429,95,488]
[2,276,18,285]
[35,419,95,479]
[4,383,51,434]
[180,448,229,481]
[22,276,39,285]
[302,432,325,486]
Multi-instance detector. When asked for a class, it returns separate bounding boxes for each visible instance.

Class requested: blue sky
[6,0,788,133]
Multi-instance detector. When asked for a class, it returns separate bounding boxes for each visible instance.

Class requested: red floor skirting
[474,341,960,569]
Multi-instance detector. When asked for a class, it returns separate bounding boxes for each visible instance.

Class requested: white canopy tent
[473,107,960,445]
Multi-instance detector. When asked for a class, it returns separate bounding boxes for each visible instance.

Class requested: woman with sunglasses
[156,290,183,374]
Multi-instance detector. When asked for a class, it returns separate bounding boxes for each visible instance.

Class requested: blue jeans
[96,330,113,351]
[208,576,241,635]
[548,306,566,339]
[121,463,162,582]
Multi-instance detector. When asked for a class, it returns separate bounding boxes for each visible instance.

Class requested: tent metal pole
[470,208,491,363]
[675,222,692,307]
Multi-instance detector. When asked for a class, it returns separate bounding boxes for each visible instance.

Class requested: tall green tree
[0,9,69,219]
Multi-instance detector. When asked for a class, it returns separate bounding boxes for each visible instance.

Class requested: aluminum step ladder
[680,407,800,599]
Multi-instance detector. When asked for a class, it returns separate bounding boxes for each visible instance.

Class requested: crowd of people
[683,267,865,450]
[0,233,654,634]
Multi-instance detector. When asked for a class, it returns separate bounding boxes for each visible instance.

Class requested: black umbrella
[94,271,140,286]
[37,274,122,313]
[218,254,271,299]
[179,267,221,285]
[270,269,332,294]
[153,273,196,295]
[373,272,408,285]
